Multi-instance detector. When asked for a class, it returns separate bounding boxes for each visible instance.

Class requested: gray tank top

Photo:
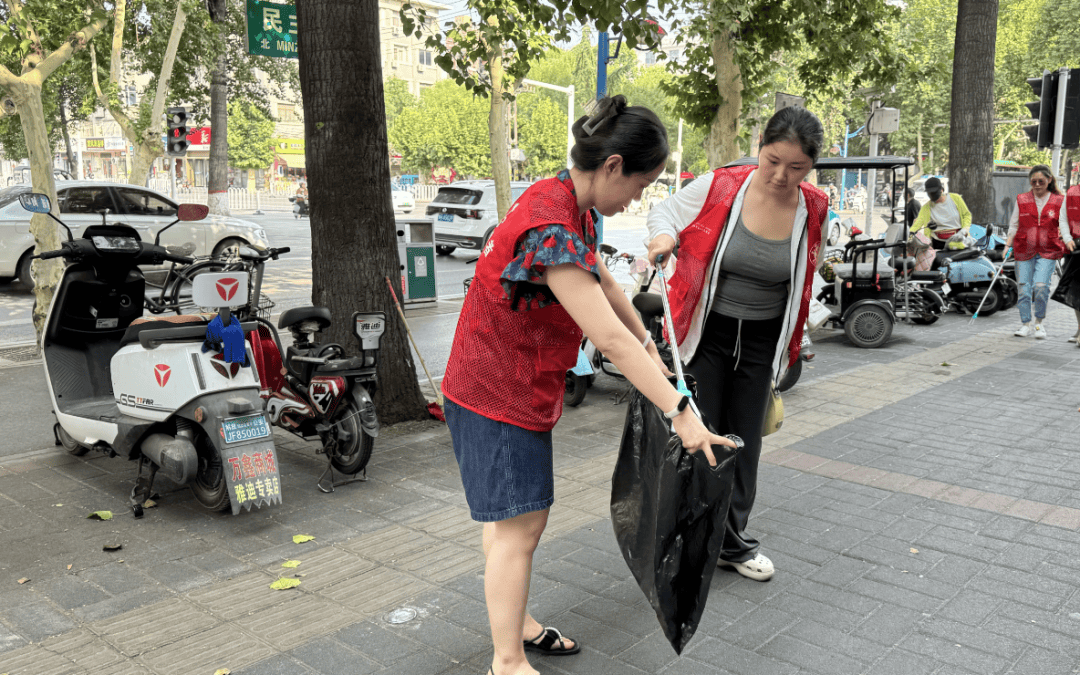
[711,213,791,320]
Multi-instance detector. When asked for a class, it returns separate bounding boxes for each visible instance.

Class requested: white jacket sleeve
[644,172,714,247]
[1060,201,1072,243]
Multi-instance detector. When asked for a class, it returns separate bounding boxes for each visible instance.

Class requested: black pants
[686,311,783,563]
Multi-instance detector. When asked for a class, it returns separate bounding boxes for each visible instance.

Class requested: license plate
[221,414,271,444]
[941,282,951,295]
[438,213,455,222]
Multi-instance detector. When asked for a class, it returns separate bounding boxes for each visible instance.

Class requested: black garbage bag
[1052,251,1080,310]
[610,387,740,655]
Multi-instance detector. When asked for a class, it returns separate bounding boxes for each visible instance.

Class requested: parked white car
[0,182,270,290]
[428,180,531,255]
[392,185,414,213]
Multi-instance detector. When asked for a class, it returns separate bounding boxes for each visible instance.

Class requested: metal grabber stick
[970,247,1012,324]
[654,255,700,418]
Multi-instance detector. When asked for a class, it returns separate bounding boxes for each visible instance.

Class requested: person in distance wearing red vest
[441,96,738,675]
[1005,165,1074,339]
[645,106,830,583]
[1050,182,1080,343]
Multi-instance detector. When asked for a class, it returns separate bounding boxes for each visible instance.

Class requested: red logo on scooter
[210,353,241,379]
[215,277,239,302]
[154,364,171,387]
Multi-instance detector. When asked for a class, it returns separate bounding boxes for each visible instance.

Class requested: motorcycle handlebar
[162,253,194,265]
[37,249,66,260]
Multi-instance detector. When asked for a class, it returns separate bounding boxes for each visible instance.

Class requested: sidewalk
[2,304,1080,674]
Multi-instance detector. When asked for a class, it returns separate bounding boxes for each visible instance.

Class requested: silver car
[0,182,271,290]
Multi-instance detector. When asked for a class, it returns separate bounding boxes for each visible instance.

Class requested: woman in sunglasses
[1005,165,1074,339]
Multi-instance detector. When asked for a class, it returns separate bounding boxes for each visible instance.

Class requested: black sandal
[523,626,581,655]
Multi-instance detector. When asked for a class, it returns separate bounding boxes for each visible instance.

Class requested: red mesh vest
[1014,192,1065,261]
[441,176,595,431]
[1067,185,1080,239]
[665,166,826,368]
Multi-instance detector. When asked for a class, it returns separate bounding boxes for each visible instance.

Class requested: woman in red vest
[441,96,736,675]
[1051,183,1080,343]
[1005,165,1074,339]
[645,106,829,583]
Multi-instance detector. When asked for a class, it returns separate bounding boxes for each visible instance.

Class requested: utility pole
[674,118,684,192]
[1051,67,1071,176]
[864,100,881,236]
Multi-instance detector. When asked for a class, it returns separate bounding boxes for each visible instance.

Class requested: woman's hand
[1005,237,1013,249]
[647,234,676,266]
[671,410,738,467]
[1066,240,1076,253]
[646,340,674,377]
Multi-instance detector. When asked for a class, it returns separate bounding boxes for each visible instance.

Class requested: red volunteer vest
[1067,185,1080,240]
[441,176,595,431]
[1014,191,1066,261]
[666,166,827,368]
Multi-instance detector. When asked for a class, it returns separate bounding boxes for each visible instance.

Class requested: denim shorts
[443,398,555,522]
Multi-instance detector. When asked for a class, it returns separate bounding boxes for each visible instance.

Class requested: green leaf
[269,578,301,590]
[292,534,315,544]
[281,560,301,568]
[87,511,113,521]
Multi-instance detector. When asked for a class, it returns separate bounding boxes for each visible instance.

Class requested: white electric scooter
[21,193,281,517]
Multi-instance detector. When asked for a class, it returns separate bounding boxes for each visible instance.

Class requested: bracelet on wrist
[664,395,690,420]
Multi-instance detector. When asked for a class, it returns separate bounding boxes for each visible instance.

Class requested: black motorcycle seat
[889,256,915,271]
[948,248,981,262]
[632,293,664,321]
[120,314,208,347]
[279,306,332,331]
[909,271,945,281]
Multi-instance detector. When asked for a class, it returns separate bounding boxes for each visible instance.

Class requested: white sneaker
[1014,324,1033,337]
[1034,324,1047,340]
[1069,332,1079,343]
[718,552,774,581]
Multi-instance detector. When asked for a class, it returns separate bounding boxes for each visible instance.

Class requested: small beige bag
[762,385,784,436]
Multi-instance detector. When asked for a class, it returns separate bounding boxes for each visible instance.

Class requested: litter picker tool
[385,277,444,418]
[654,256,700,417]
[969,247,1011,324]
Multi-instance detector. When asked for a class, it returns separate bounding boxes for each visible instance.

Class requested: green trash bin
[395,217,438,305]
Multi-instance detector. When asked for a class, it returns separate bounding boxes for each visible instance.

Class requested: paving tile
[0,644,78,675]
[333,619,428,665]
[38,628,125,670]
[289,636,381,674]
[234,592,361,651]
[274,545,378,591]
[316,564,431,614]
[2,602,77,642]
[136,626,274,675]
[90,598,219,656]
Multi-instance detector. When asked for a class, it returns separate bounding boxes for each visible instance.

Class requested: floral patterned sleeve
[499,224,600,311]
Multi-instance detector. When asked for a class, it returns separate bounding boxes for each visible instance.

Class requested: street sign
[246,0,298,59]
[775,92,805,112]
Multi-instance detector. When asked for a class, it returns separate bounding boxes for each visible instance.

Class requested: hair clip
[582,113,609,136]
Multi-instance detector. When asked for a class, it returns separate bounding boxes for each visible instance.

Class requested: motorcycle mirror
[178,203,209,222]
[19,192,74,242]
[155,204,209,246]
[18,192,50,214]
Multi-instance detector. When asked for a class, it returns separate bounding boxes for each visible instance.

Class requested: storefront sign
[246,0,298,59]
[272,138,304,154]
[187,127,212,151]
[83,137,126,152]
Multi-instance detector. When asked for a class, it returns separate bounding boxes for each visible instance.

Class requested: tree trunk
[705,29,742,168]
[948,0,998,224]
[297,0,428,424]
[915,121,923,180]
[487,29,511,222]
[59,98,77,177]
[12,82,63,336]
[129,141,157,187]
[208,52,230,215]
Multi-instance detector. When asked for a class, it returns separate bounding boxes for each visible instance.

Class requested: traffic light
[1024,71,1056,149]
[166,106,190,156]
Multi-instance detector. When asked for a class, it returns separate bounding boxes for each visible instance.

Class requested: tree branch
[0,63,20,89]
[90,42,135,141]
[145,1,189,139]
[34,14,109,82]
[4,0,43,60]
[108,0,127,88]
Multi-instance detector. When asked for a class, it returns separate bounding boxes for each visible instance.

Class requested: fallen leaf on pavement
[54,504,62,507]
[292,534,315,544]
[269,578,301,590]
[213,669,231,675]
[143,499,158,509]
[281,560,301,568]
[910,548,919,554]
[66,564,72,570]
[103,544,123,552]
[16,578,29,584]
[940,362,952,367]
[87,511,113,521]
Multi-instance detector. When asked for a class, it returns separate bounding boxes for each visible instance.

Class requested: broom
[385,277,444,420]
